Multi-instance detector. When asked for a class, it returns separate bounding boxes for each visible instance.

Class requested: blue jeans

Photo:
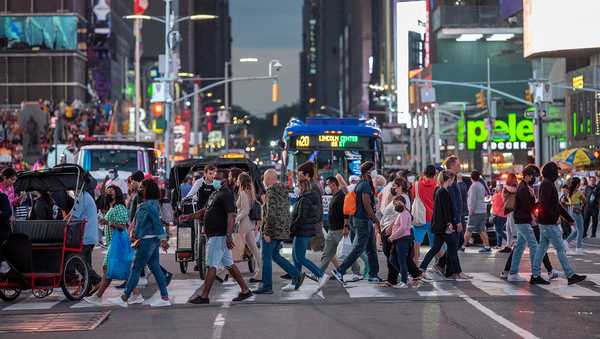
[567,212,584,248]
[349,217,368,272]
[533,224,575,278]
[125,238,168,298]
[338,218,379,277]
[509,223,538,275]
[389,237,412,284]
[261,238,298,290]
[292,236,324,278]
[494,216,507,246]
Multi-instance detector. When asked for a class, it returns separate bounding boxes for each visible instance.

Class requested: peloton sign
[459,113,534,151]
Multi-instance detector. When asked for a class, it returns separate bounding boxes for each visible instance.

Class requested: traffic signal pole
[486,58,493,180]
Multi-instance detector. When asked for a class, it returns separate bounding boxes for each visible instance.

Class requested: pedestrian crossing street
[4,273,600,312]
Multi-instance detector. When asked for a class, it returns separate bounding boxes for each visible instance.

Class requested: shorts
[467,213,487,233]
[412,223,432,244]
[206,236,234,269]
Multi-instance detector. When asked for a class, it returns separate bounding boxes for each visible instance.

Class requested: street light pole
[134,18,141,141]
[163,0,173,175]
[224,61,230,152]
[486,57,493,180]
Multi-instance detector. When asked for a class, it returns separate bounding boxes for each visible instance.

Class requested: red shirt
[411,177,436,222]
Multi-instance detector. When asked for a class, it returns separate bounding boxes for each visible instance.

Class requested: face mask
[377,187,383,193]
[324,186,332,195]
[370,169,378,178]
[212,180,222,190]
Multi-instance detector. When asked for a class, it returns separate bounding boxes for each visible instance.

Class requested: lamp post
[124,6,217,177]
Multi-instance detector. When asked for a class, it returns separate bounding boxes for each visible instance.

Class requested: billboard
[524,0,600,58]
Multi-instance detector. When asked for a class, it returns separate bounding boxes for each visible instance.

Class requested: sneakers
[108,296,128,308]
[306,272,318,282]
[567,274,587,286]
[500,271,509,280]
[573,248,585,256]
[281,282,296,292]
[188,295,210,304]
[232,291,253,302]
[83,295,102,306]
[128,294,145,305]
[418,272,433,282]
[478,247,492,253]
[456,273,473,280]
[317,274,328,291]
[150,298,171,307]
[347,274,363,283]
[529,276,550,285]
[507,273,527,282]
[330,270,345,286]
[252,287,273,295]
[294,273,306,290]
[367,276,384,284]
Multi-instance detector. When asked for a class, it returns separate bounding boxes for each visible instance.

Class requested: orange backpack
[343,191,357,216]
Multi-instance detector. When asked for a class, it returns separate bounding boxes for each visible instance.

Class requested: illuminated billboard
[524,0,600,58]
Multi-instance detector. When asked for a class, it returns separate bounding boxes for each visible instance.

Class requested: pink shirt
[390,210,412,241]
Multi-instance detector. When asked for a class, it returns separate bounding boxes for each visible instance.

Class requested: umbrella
[552,148,597,167]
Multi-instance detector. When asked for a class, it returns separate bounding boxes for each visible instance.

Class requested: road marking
[143,279,203,306]
[585,274,600,287]
[534,279,600,299]
[418,280,462,297]
[211,302,230,339]
[3,291,65,311]
[281,280,323,300]
[72,285,122,308]
[584,260,592,263]
[215,281,257,303]
[344,280,394,298]
[468,273,533,296]
[461,295,539,339]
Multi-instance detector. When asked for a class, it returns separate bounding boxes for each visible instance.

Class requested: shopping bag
[107,230,134,280]
[336,235,353,261]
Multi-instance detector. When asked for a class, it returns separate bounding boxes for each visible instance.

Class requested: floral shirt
[0,182,17,209]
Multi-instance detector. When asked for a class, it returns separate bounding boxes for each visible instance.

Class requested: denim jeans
[583,208,599,237]
[509,223,538,275]
[293,236,324,278]
[533,224,575,278]
[504,225,553,273]
[494,216,507,246]
[567,212,584,248]
[261,238,298,291]
[348,217,368,273]
[125,238,168,298]
[338,218,379,277]
[389,237,412,284]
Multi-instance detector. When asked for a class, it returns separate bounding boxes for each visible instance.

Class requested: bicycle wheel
[197,235,207,280]
[179,261,188,274]
[0,288,21,302]
[60,254,90,301]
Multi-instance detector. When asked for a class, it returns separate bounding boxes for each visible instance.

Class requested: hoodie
[538,162,573,225]
[262,183,291,240]
[290,190,321,237]
[411,177,436,222]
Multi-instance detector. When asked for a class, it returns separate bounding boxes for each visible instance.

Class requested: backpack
[343,191,357,216]
[411,181,427,226]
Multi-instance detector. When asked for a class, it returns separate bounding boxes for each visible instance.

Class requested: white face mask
[324,186,332,195]
[370,169,378,178]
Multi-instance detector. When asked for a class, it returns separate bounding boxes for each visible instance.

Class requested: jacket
[235,190,254,234]
[448,178,462,225]
[431,187,454,234]
[134,200,167,240]
[262,183,291,240]
[513,181,535,224]
[538,162,573,225]
[389,209,412,241]
[467,180,487,215]
[290,190,321,237]
[411,177,436,222]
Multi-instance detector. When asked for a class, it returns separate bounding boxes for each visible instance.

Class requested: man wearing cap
[330,161,382,284]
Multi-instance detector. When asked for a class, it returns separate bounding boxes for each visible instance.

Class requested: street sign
[150,82,172,103]
[158,54,181,76]
[217,110,230,124]
[530,82,553,103]
[420,87,436,103]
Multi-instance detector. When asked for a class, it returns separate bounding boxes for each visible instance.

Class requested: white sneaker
[138,277,148,287]
[128,294,145,305]
[393,282,409,289]
[574,248,585,256]
[316,275,328,291]
[281,282,295,292]
[507,273,527,282]
[107,296,128,308]
[548,270,561,280]
[83,295,102,305]
[347,274,363,282]
[150,298,172,307]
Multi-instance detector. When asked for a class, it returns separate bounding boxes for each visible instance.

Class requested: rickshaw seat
[1,233,33,273]
[12,220,66,245]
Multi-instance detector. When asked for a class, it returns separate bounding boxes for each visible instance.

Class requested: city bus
[282,117,384,183]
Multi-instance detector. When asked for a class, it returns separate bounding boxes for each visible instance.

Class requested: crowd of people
[0,152,596,307]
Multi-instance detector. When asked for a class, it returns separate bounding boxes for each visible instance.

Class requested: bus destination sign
[293,135,367,149]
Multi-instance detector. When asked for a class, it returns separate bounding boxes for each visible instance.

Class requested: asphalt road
[2,240,600,339]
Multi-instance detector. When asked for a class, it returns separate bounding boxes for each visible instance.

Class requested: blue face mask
[213,180,222,190]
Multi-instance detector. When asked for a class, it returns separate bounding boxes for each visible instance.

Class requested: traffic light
[150,102,164,117]
[525,88,533,103]
[476,90,486,109]
[272,81,280,102]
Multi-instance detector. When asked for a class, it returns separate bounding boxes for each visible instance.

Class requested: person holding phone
[419,170,467,280]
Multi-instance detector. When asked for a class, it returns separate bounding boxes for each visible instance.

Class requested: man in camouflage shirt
[253,169,305,294]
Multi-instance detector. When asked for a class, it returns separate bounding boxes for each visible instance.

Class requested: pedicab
[169,158,263,278]
[0,164,95,301]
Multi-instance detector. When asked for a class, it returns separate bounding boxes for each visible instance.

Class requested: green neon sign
[462,113,534,150]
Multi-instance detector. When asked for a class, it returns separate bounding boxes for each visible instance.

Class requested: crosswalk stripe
[71,285,123,308]
[468,273,533,296]
[534,279,600,299]
[344,280,395,298]
[584,274,600,287]
[144,279,202,305]
[215,281,257,303]
[281,280,323,300]
[3,291,65,311]
[418,278,463,297]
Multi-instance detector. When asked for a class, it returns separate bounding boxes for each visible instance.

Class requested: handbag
[249,200,262,221]
[411,181,427,226]
[107,230,134,280]
[336,235,353,261]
